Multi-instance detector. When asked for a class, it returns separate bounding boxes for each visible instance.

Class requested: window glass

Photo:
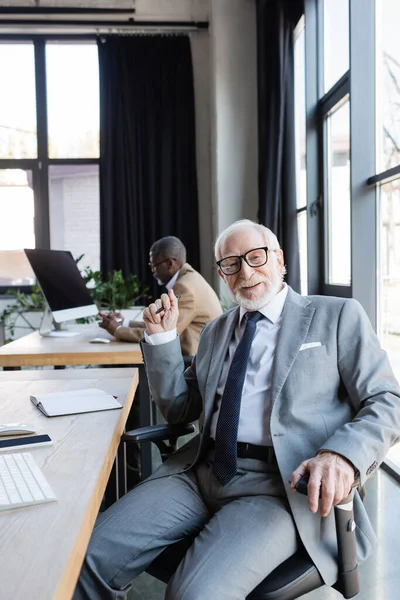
[0,169,35,286]
[49,165,100,273]
[0,43,37,159]
[378,0,400,171]
[379,178,400,465]
[46,43,99,158]
[294,20,307,210]
[378,179,400,367]
[297,211,308,296]
[323,0,349,93]
[326,99,351,286]
[294,19,308,295]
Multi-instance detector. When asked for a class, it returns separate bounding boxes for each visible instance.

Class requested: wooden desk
[0,367,138,600]
[0,322,142,368]
[0,324,153,478]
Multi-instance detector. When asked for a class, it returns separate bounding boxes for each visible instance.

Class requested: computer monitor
[24,249,98,337]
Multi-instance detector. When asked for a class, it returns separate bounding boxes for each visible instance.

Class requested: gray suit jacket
[141,287,400,585]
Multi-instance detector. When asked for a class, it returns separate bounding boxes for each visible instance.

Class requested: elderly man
[99,235,222,356]
[74,219,400,600]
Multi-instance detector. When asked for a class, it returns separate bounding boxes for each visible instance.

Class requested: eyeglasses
[148,258,168,269]
[216,247,270,276]
[148,258,175,270]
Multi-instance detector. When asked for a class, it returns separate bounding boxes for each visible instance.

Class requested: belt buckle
[237,442,249,458]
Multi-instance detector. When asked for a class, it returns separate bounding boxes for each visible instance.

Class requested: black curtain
[98,35,200,299]
[257,0,303,292]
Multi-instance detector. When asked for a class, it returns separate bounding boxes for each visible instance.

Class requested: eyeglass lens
[220,248,268,274]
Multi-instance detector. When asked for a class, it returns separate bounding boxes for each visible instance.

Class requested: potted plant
[80,264,150,313]
[0,285,46,343]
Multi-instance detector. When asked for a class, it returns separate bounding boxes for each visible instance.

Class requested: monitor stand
[39,305,79,337]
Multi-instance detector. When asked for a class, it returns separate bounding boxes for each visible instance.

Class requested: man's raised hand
[143,289,179,335]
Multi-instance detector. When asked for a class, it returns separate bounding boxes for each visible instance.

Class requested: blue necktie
[212,310,264,485]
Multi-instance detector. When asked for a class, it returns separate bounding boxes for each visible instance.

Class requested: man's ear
[217,268,226,283]
[168,258,178,274]
[276,249,285,272]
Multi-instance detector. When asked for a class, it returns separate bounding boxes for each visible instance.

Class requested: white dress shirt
[145,284,288,446]
[210,284,288,446]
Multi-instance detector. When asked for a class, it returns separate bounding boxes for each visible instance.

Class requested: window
[304,0,400,476]
[0,39,100,293]
[46,43,99,159]
[323,0,349,93]
[49,164,100,272]
[325,99,351,286]
[377,0,400,171]
[0,43,37,159]
[0,169,35,286]
[378,180,400,358]
[294,18,308,295]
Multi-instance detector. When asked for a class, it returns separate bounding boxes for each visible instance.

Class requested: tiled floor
[128,468,400,600]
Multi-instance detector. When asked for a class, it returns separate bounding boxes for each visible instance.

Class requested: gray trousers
[73,451,299,600]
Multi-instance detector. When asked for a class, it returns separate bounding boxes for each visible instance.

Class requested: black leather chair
[122,423,360,600]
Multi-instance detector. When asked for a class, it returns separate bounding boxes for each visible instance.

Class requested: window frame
[0,34,99,295]
[304,0,377,310]
[305,0,400,481]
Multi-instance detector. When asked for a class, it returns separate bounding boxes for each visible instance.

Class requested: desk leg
[117,438,127,498]
[138,365,153,480]
[103,457,118,509]
[103,442,127,508]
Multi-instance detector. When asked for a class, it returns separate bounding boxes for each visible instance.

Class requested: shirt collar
[166,268,181,290]
[239,283,288,325]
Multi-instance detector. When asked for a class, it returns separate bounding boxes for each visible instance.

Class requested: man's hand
[143,290,179,335]
[98,313,121,336]
[290,451,356,517]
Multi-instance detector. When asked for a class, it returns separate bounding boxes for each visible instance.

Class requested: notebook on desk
[30,388,122,417]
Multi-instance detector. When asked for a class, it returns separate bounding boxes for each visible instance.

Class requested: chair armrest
[122,423,195,443]
[295,476,359,599]
[122,423,196,464]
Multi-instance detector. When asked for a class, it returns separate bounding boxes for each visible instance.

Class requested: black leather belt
[209,440,277,464]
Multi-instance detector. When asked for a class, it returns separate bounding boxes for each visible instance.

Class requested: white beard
[232,269,283,311]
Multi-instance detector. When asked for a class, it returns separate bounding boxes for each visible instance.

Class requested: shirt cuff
[144,329,177,346]
[123,318,130,327]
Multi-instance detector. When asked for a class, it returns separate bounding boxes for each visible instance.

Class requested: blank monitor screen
[24,249,98,323]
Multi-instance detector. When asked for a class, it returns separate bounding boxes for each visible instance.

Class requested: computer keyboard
[0,452,56,511]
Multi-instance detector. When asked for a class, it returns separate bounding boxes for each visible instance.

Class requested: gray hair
[150,236,187,265]
[214,219,281,261]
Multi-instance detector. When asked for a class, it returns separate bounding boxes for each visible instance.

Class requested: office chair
[122,423,360,600]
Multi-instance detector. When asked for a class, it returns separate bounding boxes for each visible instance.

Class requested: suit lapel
[270,288,315,404]
[203,307,240,426]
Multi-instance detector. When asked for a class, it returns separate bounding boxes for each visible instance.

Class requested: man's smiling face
[217,225,285,310]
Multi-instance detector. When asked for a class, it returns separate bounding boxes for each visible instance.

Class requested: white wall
[210,0,258,293]
[191,30,214,284]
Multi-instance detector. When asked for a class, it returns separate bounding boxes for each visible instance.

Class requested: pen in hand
[155,295,181,314]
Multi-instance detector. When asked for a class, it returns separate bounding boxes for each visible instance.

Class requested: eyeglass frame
[148,257,176,269]
[216,246,272,276]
